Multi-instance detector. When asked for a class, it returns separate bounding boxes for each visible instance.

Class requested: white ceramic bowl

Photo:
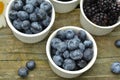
[5,0,55,43]
[80,0,120,36]
[46,26,97,78]
[50,0,79,13]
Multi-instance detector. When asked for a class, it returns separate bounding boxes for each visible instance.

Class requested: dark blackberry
[83,4,99,19]
[91,13,108,26]
[97,0,113,12]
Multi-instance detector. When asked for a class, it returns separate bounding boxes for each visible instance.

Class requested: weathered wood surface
[0,9,120,80]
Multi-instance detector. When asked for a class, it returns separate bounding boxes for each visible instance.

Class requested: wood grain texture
[0,9,120,80]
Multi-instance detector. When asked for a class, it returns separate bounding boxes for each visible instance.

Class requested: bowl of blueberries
[6,0,55,43]
[80,0,120,36]
[46,26,97,78]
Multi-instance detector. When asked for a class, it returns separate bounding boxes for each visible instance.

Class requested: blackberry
[92,13,108,26]
[97,0,113,12]
[84,4,99,19]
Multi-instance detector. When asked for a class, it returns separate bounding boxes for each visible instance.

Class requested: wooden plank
[0,9,119,80]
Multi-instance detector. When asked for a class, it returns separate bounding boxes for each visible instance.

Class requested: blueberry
[74,35,81,42]
[26,60,36,70]
[79,42,85,52]
[9,10,18,20]
[67,38,80,50]
[84,40,93,48]
[56,42,67,52]
[63,59,76,71]
[13,19,22,30]
[37,0,44,4]
[26,0,37,6]
[55,50,62,56]
[63,50,70,59]
[35,8,47,20]
[31,22,42,34]
[78,30,86,42]
[18,67,28,78]
[70,49,83,60]
[29,13,38,22]
[115,40,120,48]
[23,4,34,13]
[77,60,87,69]
[14,0,23,10]
[51,38,62,49]
[53,55,63,66]
[65,29,75,39]
[83,48,93,62]
[21,20,30,30]
[17,11,29,21]
[56,30,66,40]
[40,1,52,13]
[25,29,32,34]
[42,16,51,27]
[111,62,120,74]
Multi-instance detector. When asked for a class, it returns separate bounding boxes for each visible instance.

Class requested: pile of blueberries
[9,0,52,34]
[18,60,36,78]
[51,29,93,71]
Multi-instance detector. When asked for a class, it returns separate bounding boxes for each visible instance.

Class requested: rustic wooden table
[1,9,120,80]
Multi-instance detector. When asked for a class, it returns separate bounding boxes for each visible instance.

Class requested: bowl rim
[5,0,55,37]
[52,0,78,4]
[46,26,97,74]
[80,0,120,29]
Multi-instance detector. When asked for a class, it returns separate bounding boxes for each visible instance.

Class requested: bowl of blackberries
[46,26,97,78]
[80,0,120,36]
[6,0,55,43]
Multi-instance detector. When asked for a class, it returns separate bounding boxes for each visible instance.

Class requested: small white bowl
[50,0,79,13]
[80,0,120,36]
[46,26,97,78]
[5,0,55,43]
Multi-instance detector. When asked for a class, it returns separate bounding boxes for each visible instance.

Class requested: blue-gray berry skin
[23,4,34,13]
[111,62,120,74]
[29,13,38,22]
[74,35,81,42]
[55,51,62,56]
[40,1,52,13]
[14,0,23,10]
[31,22,42,34]
[70,49,83,60]
[65,29,75,39]
[56,42,67,52]
[51,38,62,49]
[25,29,32,34]
[56,30,66,40]
[78,30,87,42]
[53,55,63,66]
[84,40,93,48]
[26,60,36,70]
[9,10,18,20]
[35,8,47,20]
[42,16,51,27]
[83,48,93,62]
[21,20,30,30]
[13,19,22,30]
[67,38,80,50]
[115,40,120,48]
[17,11,29,21]
[26,0,37,6]
[79,43,85,52]
[63,50,70,59]
[18,67,28,78]
[37,0,44,4]
[63,59,76,71]
[77,60,87,69]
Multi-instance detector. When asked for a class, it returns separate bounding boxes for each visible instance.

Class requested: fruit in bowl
[46,26,97,78]
[6,0,55,43]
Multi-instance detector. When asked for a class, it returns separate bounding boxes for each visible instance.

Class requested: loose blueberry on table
[111,62,120,74]
[9,0,52,34]
[18,67,29,78]
[83,0,120,26]
[51,29,94,71]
